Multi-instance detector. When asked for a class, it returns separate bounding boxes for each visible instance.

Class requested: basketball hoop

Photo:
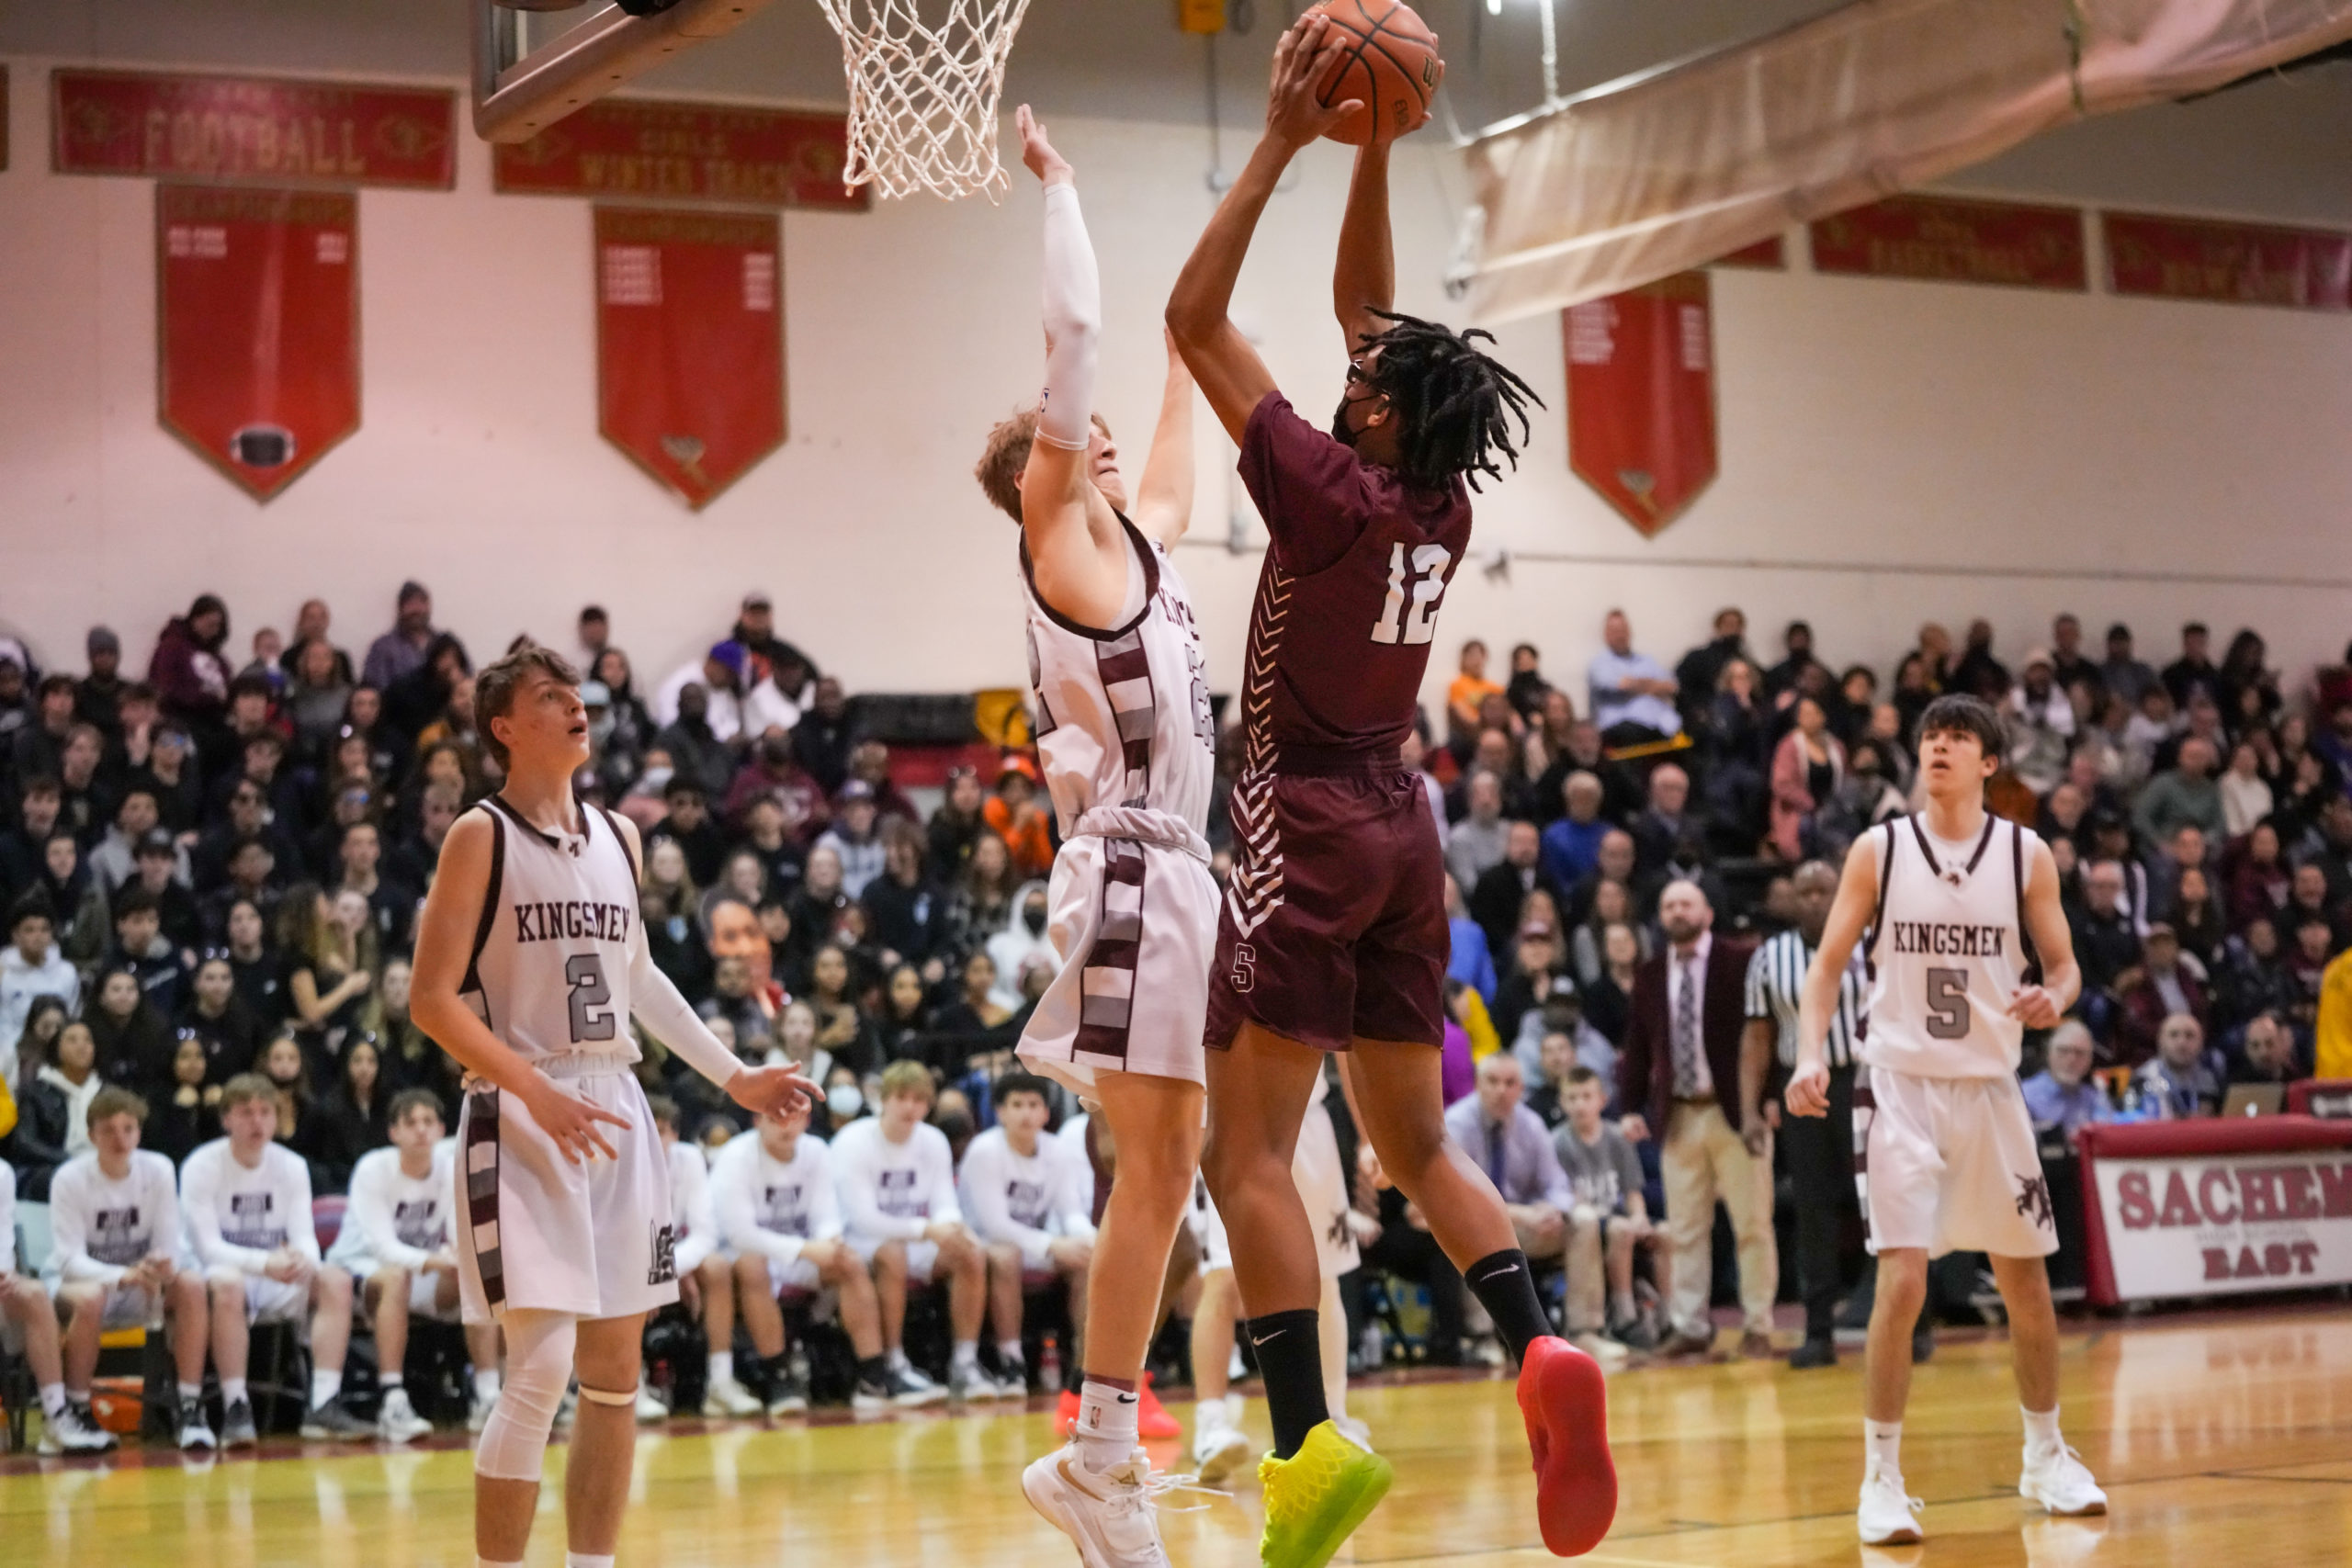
[815,0,1035,201]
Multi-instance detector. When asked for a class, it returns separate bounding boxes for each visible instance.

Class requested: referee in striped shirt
[1738,861,1865,1369]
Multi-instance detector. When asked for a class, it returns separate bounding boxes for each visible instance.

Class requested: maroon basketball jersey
[1235,392,1472,760]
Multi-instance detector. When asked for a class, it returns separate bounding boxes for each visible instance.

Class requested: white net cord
[817,0,1036,201]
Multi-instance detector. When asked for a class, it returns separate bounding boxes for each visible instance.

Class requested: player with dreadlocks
[1167,12,1613,1568]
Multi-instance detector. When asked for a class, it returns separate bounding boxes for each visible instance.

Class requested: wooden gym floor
[4,1305,2348,1567]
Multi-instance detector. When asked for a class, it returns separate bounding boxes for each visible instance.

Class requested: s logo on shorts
[1229,942,1257,993]
[648,1223,678,1285]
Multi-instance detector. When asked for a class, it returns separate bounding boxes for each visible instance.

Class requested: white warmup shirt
[713,1131,843,1266]
[180,1138,321,1272]
[45,1151,182,1285]
[829,1117,961,1243]
[329,1145,455,1272]
[1860,814,2042,1080]
[669,1139,718,1276]
[956,1126,1095,1269]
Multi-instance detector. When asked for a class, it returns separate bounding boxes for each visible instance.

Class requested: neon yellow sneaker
[1256,1420,1394,1568]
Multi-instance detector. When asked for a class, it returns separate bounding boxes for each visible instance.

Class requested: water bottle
[1039,1334,1063,1394]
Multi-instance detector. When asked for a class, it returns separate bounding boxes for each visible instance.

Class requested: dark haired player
[1787,694,2106,1545]
[1165,13,1611,1566]
[410,645,817,1568]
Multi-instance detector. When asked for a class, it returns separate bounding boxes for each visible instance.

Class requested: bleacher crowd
[3,583,2350,1454]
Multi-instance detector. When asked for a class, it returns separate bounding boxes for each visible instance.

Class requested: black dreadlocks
[1356,308,1542,493]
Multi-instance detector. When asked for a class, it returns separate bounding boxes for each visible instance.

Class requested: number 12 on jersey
[1371,543,1453,646]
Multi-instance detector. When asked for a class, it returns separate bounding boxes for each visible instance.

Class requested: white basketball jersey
[1021,518,1215,850]
[461,795,642,1065]
[1860,813,2042,1080]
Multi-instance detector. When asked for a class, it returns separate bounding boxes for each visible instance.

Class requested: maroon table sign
[1566,271,1719,538]
[1711,234,1786,269]
[1811,195,2086,290]
[596,207,788,510]
[157,185,361,501]
[2105,211,2352,312]
[497,98,867,211]
[55,69,455,188]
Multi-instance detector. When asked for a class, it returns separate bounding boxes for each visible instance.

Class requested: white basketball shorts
[1856,1066,2059,1260]
[457,1058,680,1325]
[1193,1100,1359,1283]
[764,1255,824,1297]
[346,1256,463,1322]
[1019,834,1216,1093]
[848,1235,938,1285]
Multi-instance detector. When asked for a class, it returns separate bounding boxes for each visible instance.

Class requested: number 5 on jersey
[1371,543,1453,646]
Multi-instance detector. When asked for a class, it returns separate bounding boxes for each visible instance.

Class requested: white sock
[379,1372,404,1392]
[708,1350,734,1386]
[997,1338,1024,1367]
[311,1369,343,1409]
[1865,1419,1903,1479]
[1195,1394,1232,1434]
[565,1555,616,1568]
[40,1383,67,1419]
[177,1381,204,1406]
[887,1347,910,1373]
[2023,1404,2063,1455]
[222,1377,249,1405]
[1074,1377,1139,1472]
[952,1339,980,1371]
[474,1368,502,1402]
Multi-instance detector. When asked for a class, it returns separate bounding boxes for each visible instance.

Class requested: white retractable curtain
[1451,0,2352,323]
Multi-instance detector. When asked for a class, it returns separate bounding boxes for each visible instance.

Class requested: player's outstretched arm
[1788,833,1881,1117]
[1014,104,1130,628]
[1333,140,1395,356]
[1166,9,1357,442]
[2010,837,2082,1028]
[1131,329,1197,548]
[409,812,631,1164]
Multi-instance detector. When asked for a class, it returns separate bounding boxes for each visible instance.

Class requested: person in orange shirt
[984,753,1057,881]
[2317,945,2352,1081]
[1447,638,1503,751]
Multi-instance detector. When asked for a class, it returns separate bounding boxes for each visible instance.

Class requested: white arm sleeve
[629,919,745,1094]
[287,1156,322,1266]
[1035,180,1100,451]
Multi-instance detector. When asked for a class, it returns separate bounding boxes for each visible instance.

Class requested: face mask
[1329,396,1363,448]
[639,764,673,793]
[826,1085,864,1119]
[933,1112,975,1145]
[1023,906,1047,936]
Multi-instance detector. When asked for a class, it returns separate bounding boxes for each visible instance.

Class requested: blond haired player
[1787,694,2106,1546]
[971,104,1215,1568]
[410,645,815,1568]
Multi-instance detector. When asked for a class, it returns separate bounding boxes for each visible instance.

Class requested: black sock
[1248,1310,1329,1461]
[1465,1248,1555,1364]
[856,1354,889,1386]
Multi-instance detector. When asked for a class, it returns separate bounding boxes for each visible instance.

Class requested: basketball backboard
[470,0,781,144]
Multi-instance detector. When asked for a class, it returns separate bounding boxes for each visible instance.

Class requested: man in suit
[1470,820,1567,965]
[1616,879,1775,1359]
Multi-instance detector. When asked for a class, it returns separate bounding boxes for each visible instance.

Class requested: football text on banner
[596,207,787,510]
[157,185,361,502]
[1811,195,2086,291]
[2092,1149,2352,1302]
[2105,211,2352,312]
[1564,271,1717,538]
[494,97,865,211]
[55,69,455,188]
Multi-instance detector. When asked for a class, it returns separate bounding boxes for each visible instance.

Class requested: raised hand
[1015,104,1073,186]
[1265,11,1360,150]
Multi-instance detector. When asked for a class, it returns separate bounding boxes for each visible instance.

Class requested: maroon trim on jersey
[1017,514,1160,644]
[461,806,507,1007]
[1072,837,1148,1064]
[463,1087,505,1311]
[594,802,639,883]
[1851,1076,1876,1250]
[1094,625,1157,795]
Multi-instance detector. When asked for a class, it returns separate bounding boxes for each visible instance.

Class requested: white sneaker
[635,1387,672,1423]
[2019,1443,2107,1517]
[701,1376,763,1418]
[1022,1443,1172,1568]
[1570,1332,1632,1367]
[1192,1414,1252,1485]
[37,1402,119,1455]
[178,1408,219,1452]
[1858,1465,1924,1545]
[378,1387,434,1444]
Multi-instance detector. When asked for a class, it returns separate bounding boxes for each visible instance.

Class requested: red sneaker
[1054,1387,1080,1438]
[1136,1372,1182,1439]
[1519,1336,1616,1557]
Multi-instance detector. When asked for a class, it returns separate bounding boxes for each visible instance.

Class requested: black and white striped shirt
[1744,928,1864,1070]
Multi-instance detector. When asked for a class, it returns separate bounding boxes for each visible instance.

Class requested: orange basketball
[1313,0,1442,146]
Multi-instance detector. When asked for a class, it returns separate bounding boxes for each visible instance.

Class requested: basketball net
[816,0,1035,201]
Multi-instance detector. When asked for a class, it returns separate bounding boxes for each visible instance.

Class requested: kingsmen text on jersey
[461,795,643,1065]
[1860,814,2042,1079]
[1020,517,1214,852]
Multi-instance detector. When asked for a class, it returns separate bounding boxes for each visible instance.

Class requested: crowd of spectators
[5,583,2352,1398]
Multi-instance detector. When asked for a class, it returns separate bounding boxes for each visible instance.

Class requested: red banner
[597,208,786,509]
[54,69,454,189]
[1565,271,1717,537]
[1811,195,2086,290]
[3,68,11,172]
[157,186,361,501]
[495,98,865,210]
[1711,234,1785,269]
[2105,211,2352,312]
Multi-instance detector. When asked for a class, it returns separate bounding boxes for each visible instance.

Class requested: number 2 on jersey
[1371,542,1453,646]
[566,953,616,1043]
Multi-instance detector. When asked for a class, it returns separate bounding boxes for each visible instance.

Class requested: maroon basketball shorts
[1206,758,1447,1054]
